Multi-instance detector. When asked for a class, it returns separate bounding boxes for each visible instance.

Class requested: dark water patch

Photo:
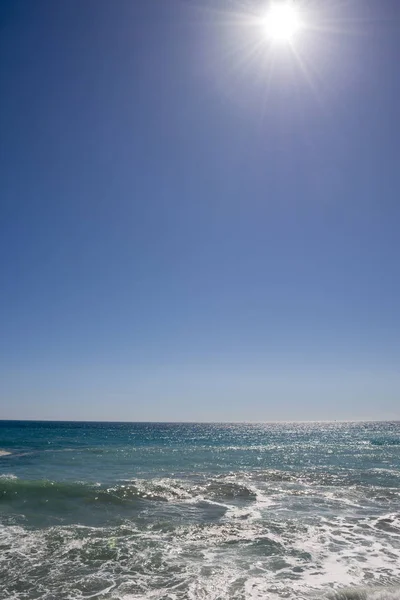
[248,535,285,556]
[0,478,141,505]
[370,438,400,447]
[205,480,257,500]
[328,586,400,600]
[373,515,400,535]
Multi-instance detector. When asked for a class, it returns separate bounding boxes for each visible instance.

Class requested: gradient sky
[1,0,399,421]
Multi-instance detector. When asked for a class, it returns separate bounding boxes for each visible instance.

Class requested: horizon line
[0,418,399,424]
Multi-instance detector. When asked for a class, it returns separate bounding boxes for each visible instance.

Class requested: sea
[1,421,400,600]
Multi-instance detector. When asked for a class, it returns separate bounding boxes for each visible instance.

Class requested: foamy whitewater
[1,421,400,600]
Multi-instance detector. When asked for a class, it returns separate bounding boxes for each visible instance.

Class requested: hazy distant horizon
[1,418,399,425]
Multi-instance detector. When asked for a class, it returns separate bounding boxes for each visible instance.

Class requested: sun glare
[264,2,302,44]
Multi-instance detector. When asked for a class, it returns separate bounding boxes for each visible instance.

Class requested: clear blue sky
[1,0,399,421]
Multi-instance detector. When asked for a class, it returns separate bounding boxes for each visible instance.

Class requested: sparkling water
[1,420,400,599]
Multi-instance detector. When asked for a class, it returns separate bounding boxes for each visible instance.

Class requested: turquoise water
[1,421,400,599]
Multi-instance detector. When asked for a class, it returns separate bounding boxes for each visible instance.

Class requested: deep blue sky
[1,0,399,421]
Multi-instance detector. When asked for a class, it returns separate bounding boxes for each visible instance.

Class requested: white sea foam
[1,468,400,599]
[1,506,400,600]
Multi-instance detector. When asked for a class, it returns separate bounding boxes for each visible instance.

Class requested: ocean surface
[1,421,400,600]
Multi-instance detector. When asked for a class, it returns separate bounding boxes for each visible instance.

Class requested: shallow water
[1,421,400,599]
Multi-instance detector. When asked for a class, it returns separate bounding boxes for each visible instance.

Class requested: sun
[264,2,302,44]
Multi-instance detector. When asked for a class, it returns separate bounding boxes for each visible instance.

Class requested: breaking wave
[0,475,260,514]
